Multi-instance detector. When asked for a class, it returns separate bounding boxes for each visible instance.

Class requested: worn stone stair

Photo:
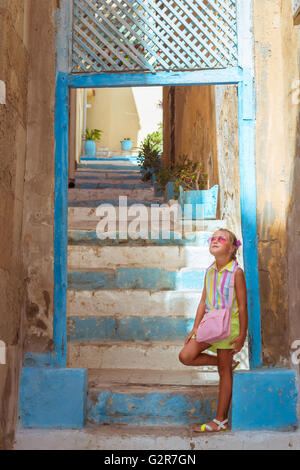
[67,158,226,426]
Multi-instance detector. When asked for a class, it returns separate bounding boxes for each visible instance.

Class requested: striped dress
[204,259,240,353]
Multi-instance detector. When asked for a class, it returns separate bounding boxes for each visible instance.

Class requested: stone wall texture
[0,0,56,449]
[253,0,300,366]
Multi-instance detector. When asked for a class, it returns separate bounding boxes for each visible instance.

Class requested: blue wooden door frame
[54,67,262,369]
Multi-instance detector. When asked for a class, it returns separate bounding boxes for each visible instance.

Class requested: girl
[178,229,248,432]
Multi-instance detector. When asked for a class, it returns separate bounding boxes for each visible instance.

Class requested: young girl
[179,229,248,432]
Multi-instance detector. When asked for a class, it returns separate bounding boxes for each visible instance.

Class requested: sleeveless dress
[204,259,241,353]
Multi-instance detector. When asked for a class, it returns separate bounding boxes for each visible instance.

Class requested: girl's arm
[185,281,207,344]
[230,268,248,353]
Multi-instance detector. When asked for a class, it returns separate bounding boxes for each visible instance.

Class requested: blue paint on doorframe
[53,68,262,370]
[53,71,69,367]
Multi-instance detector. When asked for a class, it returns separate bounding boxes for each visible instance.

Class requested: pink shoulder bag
[196,261,238,344]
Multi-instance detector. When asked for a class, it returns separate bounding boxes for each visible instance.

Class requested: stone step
[72,182,152,189]
[86,369,219,426]
[68,198,164,208]
[78,163,140,171]
[68,245,214,270]
[67,289,201,318]
[67,267,205,291]
[76,169,142,177]
[14,427,300,450]
[67,315,194,343]
[68,187,155,202]
[67,341,202,370]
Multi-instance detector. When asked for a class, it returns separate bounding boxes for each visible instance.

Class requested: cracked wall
[254,0,300,366]
[0,0,29,450]
[0,0,57,449]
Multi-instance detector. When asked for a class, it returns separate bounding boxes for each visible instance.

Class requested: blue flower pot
[121,140,133,151]
[84,140,96,156]
[178,184,219,220]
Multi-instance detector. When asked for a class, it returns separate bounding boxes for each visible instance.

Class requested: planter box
[178,184,219,220]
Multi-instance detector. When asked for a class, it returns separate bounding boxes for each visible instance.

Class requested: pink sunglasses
[208,236,242,247]
[208,236,227,244]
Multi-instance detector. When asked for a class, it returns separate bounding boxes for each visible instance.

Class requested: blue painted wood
[238,81,262,369]
[53,71,69,368]
[68,68,243,89]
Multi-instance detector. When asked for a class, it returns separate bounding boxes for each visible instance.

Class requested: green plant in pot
[174,155,218,220]
[137,130,163,182]
[84,128,103,157]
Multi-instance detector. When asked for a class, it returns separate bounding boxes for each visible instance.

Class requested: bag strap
[227,260,239,311]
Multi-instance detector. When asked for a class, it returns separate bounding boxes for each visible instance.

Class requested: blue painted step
[78,164,140,170]
[67,316,194,343]
[73,183,152,189]
[75,174,143,181]
[68,267,205,290]
[68,199,162,207]
[87,372,218,426]
[68,230,211,246]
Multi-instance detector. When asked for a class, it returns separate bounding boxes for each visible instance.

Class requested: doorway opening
[65,83,249,378]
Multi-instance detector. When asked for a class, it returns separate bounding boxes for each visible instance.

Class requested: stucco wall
[86,87,162,153]
[214,85,241,246]
[163,85,219,189]
[22,0,56,356]
[0,0,29,450]
[163,84,241,238]
[253,0,300,366]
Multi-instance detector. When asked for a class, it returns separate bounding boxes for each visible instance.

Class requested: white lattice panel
[72,0,238,73]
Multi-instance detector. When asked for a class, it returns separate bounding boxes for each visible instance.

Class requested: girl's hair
[218,229,240,260]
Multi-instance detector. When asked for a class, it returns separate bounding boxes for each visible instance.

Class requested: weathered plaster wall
[22,0,56,355]
[214,85,242,248]
[253,0,300,366]
[163,86,219,189]
[163,84,241,238]
[0,0,29,450]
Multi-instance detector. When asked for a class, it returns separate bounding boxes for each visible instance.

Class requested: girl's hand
[229,335,246,354]
[185,328,198,344]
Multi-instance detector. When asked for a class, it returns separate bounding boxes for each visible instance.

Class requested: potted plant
[84,128,103,156]
[159,155,219,219]
[137,130,163,183]
[120,138,133,151]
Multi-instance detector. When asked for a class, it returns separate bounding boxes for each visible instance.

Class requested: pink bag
[196,261,238,344]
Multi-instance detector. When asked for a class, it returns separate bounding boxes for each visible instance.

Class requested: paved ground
[13,425,300,450]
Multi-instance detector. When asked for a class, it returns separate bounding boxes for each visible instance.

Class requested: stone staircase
[67,158,229,427]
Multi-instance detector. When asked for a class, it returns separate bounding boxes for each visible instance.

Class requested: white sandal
[194,418,229,433]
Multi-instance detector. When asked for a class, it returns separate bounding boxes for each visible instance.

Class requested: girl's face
[209,231,233,258]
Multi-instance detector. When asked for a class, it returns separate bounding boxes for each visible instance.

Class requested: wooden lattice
[72,0,238,73]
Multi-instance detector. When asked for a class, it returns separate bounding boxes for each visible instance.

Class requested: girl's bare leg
[194,349,233,431]
[178,339,218,367]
